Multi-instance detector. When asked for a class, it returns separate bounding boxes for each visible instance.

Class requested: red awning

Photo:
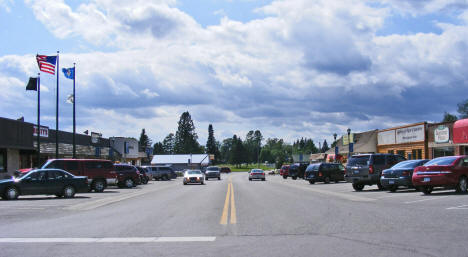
[453,119,468,144]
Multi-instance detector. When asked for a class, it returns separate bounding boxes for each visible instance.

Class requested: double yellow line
[220,179,236,225]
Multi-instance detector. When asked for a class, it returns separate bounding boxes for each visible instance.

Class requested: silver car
[249,169,266,181]
[183,170,205,185]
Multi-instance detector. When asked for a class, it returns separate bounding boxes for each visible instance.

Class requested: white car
[183,170,205,185]
[249,169,266,181]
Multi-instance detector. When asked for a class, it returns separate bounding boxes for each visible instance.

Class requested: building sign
[396,124,425,144]
[378,130,395,145]
[343,134,354,145]
[91,132,102,144]
[33,125,49,138]
[435,125,450,143]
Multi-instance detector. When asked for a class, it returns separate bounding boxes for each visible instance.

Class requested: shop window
[387,150,394,154]
[433,147,455,158]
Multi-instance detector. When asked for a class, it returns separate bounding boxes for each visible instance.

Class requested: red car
[412,156,468,195]
[280,165,290,179]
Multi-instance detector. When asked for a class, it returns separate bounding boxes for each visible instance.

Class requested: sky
[1,0,468,147]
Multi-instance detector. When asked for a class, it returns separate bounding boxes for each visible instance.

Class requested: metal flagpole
[56,51,59,158]
[73,63,76,159]
[37,73,41,167]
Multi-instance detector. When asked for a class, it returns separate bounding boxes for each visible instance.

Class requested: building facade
[377,122,428,159]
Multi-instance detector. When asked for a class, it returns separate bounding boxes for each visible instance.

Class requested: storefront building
[427,121,462,158]
[377,122,428,159]
[325,129,378,162]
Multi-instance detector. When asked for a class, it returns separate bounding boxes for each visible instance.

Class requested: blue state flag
[62,67,75,80]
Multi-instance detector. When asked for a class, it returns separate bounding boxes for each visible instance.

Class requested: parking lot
[1,173,468,257]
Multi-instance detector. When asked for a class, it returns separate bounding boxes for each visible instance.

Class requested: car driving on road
[249,169,266,181]
[1,169,89,200]
[205,166,221,180]
[183,170,205,185]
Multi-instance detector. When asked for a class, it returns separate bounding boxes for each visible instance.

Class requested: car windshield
[391,160,422,169]
[207,167,219,171]
[306,164,320,172]
[424,157,458,166]
[187,170,202,175]
[348,156,370,166]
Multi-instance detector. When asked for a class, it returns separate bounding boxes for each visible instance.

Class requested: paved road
[1,172,468,257]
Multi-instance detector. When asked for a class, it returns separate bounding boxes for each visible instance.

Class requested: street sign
[349,142,354,153]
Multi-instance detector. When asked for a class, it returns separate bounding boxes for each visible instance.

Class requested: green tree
[220,138,233,163]
[457,99,468,119]
[138,128,152,152]
[230,135,245,167]
[162,133,175,154]
[321,139,329,152]
[442,111,458,122]
[174,111,202,154]
[205,124,220,163]
[153,142,164,154]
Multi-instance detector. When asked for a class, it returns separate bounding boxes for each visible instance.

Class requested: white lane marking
[0,237,216,243]
[447,204,468,210]
[0,207,45,210]
[271,180,376,202]
[404,196,450,204]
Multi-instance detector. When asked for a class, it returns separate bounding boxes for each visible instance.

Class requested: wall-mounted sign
[343,134,354,145]
[33,125,49,138]
[435,125,450,143]
[396,124,425,144]
[378,130,395,145]
[91,132,102,144]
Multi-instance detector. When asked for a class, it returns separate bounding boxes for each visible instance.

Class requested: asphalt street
[1,172,468,257]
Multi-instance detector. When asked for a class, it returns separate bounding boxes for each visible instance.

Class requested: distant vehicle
[280,165,290,179]
[380,159,429,192]
[249,169,265,181]
[305,163,345,184]
[205,166,221,180]
[183,170,205,185]
[412,156,468,195]
[136,166,151,184]
[39,159,117,192]
[1,169,89,200]
[287,163,308,180]
[114,164,141,188]
[143,166,177,181]
[345,154,406,191]
[220,167,231,173]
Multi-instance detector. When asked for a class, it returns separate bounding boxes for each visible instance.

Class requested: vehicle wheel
[155,177,160,181]
[335,180,340,183]
[92,180,105,193]
[456,176,468,194]
[292,176,297,180]
[262,178,265,181]
[201,181,204,185]
[324,177,331,184]
[352,183,364,191]
[4,186,19,200]
[249,178,252,181]
[218,177,221,180]
[309,180,315,184]
[283,175,287,179]
[162,175,168,181]
[389,185,398,192]
[183,182,187,185]
[142,177,148,184]
[421,186,433,195]
[63,185,76,198]
[124,178,134,188]
[55,194,63,198]
[377,182,384,190]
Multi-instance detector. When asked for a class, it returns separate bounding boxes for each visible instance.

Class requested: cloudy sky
[1,0,467,146]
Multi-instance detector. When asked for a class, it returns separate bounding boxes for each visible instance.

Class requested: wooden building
[377,122,428,159]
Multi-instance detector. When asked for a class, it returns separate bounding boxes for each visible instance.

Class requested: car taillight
[262,173,265,176]
[369,165,374,174]
[319,172,322,177]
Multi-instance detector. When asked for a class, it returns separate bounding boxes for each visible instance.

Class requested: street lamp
[347,128,352,157]
[333,133,338,163]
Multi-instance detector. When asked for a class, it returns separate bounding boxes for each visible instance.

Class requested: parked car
[287,163,308,180]
[136,166,152,184]
[205,166,221,180]
[305,163,345,184]
[280,165,290,179]
[412,156,468,195]
[381,159,429,192]
[183,170,205,185]
[40,159,117,192]
[345,154,406,191]
[114,164,141,188]
[143,166,177,181]
[1,169,89,200]
[220,167,231,173]
[249,169,266,181]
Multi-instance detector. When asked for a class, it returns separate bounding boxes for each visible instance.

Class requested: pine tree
[174,111,201,154]
[162,133,175,154]
[206,124,220,164]
[153,142,164,154]
[139,128,151,152]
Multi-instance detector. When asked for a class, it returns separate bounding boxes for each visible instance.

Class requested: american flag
[36,54,57,75]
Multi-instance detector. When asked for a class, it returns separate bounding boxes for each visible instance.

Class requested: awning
[453,119,468,144]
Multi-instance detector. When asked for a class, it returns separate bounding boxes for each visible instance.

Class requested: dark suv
[144,166,177,181]
[287,163,308,180]
[114,164,141,188]
[345,154,406,191]
[305,163,345,184]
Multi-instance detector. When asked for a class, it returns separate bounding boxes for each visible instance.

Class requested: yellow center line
[230,182,236,224]
[220,183,231,225]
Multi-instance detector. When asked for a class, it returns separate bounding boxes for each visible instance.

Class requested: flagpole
[73,63,76,159]
[56,51,59,159]
[37,73,41,167]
